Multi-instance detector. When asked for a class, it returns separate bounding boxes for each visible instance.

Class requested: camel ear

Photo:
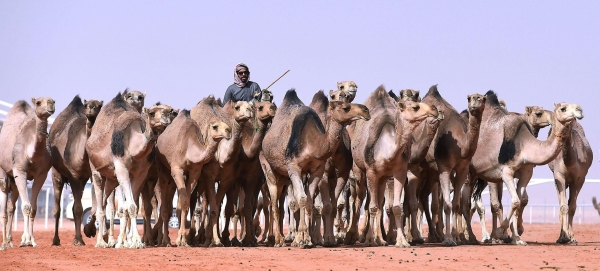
[142,92,147,98]
[143,107,148,114]
[399,89,405,97]
[554,103,559,110]
[84,99,88,104]
[525,106,533,115]
[396,101,406,111]
[329,89,334,98]
[99,100,104,106]
[31,98,37,105]
[415,91,421,102]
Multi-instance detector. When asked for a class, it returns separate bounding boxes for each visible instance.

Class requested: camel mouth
[46,110,55,115]
[348,90,357,96]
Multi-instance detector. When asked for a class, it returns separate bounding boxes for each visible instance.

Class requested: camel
[86,92,173,248]
[464,92,583,245]
[49,96,102,246]
[547,111,592,243]
[348,85,438,247]
[222,99,277,247]
[260,89,370,248]
[187,98,253,247]
[0,97,55,249]
[465,105,554,243]
[155,109,231,247]
[593,197,600,216]
[336,81,358,102]
[123,89,146,113]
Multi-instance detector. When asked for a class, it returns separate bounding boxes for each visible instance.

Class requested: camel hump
[285,108,325,159]
[110,111,143,157]
[364,114,395,164]
[484,90,502,107]
[281,89,304,108]
[9,100,33,116]
[423,84,441,99]
[180,109,191,118]
[309,90,329,112]
[388,90,399,101]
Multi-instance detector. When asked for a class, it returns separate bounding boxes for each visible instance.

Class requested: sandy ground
[1,223,600,271]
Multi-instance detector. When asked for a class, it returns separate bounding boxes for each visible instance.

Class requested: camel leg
[438,170,456,246]
[406,173,424,245]
[334,178,348,243]
[11,169,33,247]
[497,168,525,245]
[488,182,506,243]
[567,178,583,243]
[253,194,264,240]
[512,170,533,238]
[232,187,244,247]
[171,167,191,247]
[221,186,237,247]
[265,175,285,247]
[285,184,296,242]
[364,171,382,247]
[90,171,109,248]
[70,179,86,246]
[141,182,154,246]
[158,180,175,247]
[311,192,324,246]
[84,177,98,239]
[345,166,365,245]
[385,178,396,245]
[319,177,336,247]
[432,184,445,241]
[51,170,65,246]
[107,188,118,247]
[419,181,438,243]
[459,178,479,245]
[392,172,410,248]
[554,174,570,243]
[113,161,143,248]
[187,187,199,246]
[0,170,10,250]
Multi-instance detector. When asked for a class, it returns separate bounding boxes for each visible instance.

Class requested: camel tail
[472,178,486,201]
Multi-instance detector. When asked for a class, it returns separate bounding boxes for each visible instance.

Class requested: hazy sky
[1,1,598,179]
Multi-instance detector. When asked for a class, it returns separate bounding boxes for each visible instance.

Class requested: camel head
[399,89,421,102]
[254,101,277,121]
[553,103,583,124]
[254,89,274,103]
[225,101,253,122]
[170,109,180,121]
[123,90,146,113]
[524,106,553,129]
[83,99,103,120]
[428,107,445,124]
[397,101,439,123]
[208,120,232,141]
[143,104,173,133]
[467,93,486,116]
[329,89,350,103]
[328,101,370,125]
[31,97,56,119]
[337,81,357,102]
[498,99,507,110]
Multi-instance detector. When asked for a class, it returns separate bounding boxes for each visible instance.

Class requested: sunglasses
[237,71,250,75]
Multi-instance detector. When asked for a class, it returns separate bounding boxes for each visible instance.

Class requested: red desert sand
[1,223,599,270]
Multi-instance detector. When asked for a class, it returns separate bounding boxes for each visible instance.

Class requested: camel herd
[0,82,593,250]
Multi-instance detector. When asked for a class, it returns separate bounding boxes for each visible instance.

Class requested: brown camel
[0,97,55,249]
[260,89,370,248]
[222,100,277,247]
[464,92,583,245]
[547,111,592,243]
[465,105,553,243]
[49,96,102,246]
[123,89,146,113]
[86,92,173,248]
[415,85,486,246]
[348,85,438,247]
[187,98,253,247]
[155,109,231,247]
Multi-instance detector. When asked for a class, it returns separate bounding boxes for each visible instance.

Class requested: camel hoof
[19,241,31,247]
[72,238,86,246]
[231,238,241,247]
[556,237,570,244]
[52,238,61,246]
[84,223,97,238]
[209,242,224,248]
[481,235,491,244]
[409,238,425,245]
[395,241,410,248]
[344,231,359,245]
[441,238,457,247]
[176,242,190,248]
[511,239,527,246]
[95,241,110,248]
[284,234,294,242]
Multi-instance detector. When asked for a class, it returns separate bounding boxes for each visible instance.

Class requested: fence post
[45,188,50,229]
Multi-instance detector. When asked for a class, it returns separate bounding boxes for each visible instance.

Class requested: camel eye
[212,125,218,130]
[149,112,155,117]
[340,86,344,90]
[535,113,542,117]
[258,106,264,111]
[561,107,566,112]
[235,106,240,110]
[413,106,420,111]
[330,95,335,99]
[477,97,481,101]
[36,101,41,106]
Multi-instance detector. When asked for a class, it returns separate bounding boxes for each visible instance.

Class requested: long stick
[264,69,290,90]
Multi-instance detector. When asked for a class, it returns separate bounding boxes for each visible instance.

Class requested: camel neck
[86,117,97,137]
[320,118,345,160]
[392,115,419,160]
[409,118,440,164]
[524,119,570,165]
[245,117,270,159]
[461,112,482,159]
[31,116,49,162]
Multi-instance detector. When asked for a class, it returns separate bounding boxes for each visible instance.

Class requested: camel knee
[408,201,419,213]
[73,204,83,218]
[322,202,332,215]
[128,203,138,218]
[491,203,501,213]
[443,201,452,213]
[369,206,379,215]
[560,205,569,215]
[511,200,521,210]
[53,204,61,218]
[520,197,529,207]
[22,203,32,216]
[391,205,403,216]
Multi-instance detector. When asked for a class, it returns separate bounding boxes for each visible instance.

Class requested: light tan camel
[260,89,370,248]
[86,93,172,248]
[155,109,231,247]
[0,97,55,249]
[187,98,253,247]
[123,89,146,113]
[348,85,437,247]
[223,100,277,247]
[415,85,486,246]
[336,81,358,102]
[49,96,102,246]
[465,105,553,243]
[547,111,592,243]
[464,92,582,245]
